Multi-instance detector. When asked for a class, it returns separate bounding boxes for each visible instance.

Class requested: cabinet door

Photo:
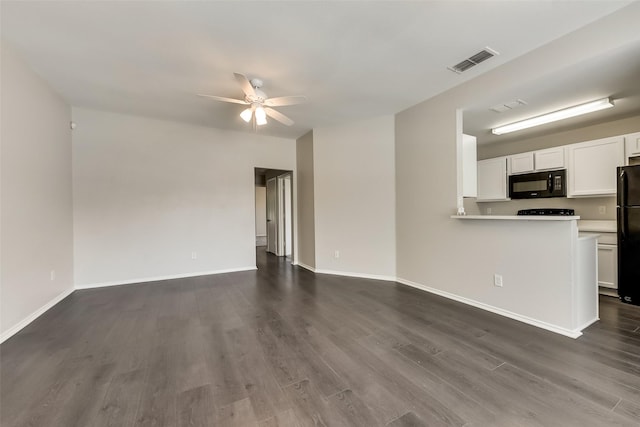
[534,147,565,171]
[509,152,534,174]
[597,243,617,289]
[625,131,640,160]
[567,137,624,197]
[477,157,508,201]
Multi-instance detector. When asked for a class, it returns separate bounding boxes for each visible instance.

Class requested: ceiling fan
[198,73,306,127]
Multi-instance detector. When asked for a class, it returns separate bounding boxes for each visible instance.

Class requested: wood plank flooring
[2,248,640,426]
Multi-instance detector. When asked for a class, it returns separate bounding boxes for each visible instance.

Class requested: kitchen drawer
[597,232,616,245]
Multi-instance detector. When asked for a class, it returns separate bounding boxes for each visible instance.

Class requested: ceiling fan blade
[234,72,256,98]
[264,96,307,107]
[264,107,294,126]
[197,94,249,105]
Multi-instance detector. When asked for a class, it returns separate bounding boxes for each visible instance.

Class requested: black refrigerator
[617,165,640,305]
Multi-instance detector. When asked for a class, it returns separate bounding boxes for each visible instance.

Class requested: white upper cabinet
[534,147,565,171]
[567,136,624,197]
[624,131,640,162]
[509,152,534,174]
[508,147,565,175]
[477,157,508,202]
[462,134,477,198]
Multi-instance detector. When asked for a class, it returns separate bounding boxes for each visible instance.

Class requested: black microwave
[509,169,566,199]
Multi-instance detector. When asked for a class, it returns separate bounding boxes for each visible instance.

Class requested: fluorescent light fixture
[255,106,267,126]
[240,108,253,123]
[491,98,613,135]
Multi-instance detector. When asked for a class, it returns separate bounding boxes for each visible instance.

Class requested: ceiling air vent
[448,47,499,74]
[490,99,528,113]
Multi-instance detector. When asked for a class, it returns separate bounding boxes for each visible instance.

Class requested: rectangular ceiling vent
[448,47,499,74]
[490,99,528,113]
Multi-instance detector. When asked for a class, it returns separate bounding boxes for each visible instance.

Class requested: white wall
[313,115,396,279]
[72,107,295,287]
[1,43,74,340]
[395,4,639,325]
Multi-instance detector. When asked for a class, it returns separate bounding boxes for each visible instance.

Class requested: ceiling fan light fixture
[255,106,267,126]
[240,108,253,123]
[491,97,613,135]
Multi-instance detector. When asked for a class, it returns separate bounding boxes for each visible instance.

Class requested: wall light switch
[50,270,56,281]
[494,274,503,287]
[191,251,197,260]
[334,250,340,259]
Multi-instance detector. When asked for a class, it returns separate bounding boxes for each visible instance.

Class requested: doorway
[254,168,293,260]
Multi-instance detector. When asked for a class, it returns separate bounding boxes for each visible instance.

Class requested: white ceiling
[1,1,636,140]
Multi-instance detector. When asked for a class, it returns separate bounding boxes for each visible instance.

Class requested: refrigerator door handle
[618,207,626,242]
[618,169,627,207]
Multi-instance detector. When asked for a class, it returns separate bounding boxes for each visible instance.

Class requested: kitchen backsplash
[464,196,616,220]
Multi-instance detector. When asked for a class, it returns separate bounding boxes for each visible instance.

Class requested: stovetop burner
[517,208,575,216]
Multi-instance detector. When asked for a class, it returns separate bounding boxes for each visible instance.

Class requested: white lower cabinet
[597,232,617,293]
[598,244,617,290]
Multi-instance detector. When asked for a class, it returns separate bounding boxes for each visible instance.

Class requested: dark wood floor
[2,249,640,426]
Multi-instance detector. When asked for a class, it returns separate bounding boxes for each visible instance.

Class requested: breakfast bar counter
[448,214,598,338]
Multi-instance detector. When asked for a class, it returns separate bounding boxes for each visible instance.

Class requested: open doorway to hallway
[254,168,293,260]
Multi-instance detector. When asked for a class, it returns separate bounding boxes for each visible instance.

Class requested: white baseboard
[314,268,396,282]
[296,262,316,272]
[75,266,258,290]
[396,277,583,339]
[1,287,75,344]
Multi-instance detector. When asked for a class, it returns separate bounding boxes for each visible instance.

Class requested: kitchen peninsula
[448,214,598,338]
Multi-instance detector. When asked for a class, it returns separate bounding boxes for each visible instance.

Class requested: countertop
[451,215,580,221]
[577,220,616,233]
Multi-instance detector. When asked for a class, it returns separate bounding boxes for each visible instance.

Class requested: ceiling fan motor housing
[247,87,267,104]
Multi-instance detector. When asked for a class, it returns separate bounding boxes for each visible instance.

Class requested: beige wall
[1,43,74,340]
[72,107,296,287]
[314,116,396,278]
[395,3,639,323]
[296,131,316,269]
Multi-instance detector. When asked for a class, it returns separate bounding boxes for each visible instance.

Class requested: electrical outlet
[494,274,503,287]
[50,270,56,281]
[487,207,492,215]
[598,205,606,214]
[191,251,197,260]
[334,250,340,259]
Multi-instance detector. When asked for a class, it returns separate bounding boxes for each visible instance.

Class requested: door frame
[266,177,278,255]
[277,173,293,257]
[259,169,295,261]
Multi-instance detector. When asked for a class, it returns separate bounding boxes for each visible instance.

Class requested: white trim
[1,287,75,344]
[296,262,316,272]
[75,266,257,290]
[396,277,583,339]
[314,268,396,282]
[575,316,600,333]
